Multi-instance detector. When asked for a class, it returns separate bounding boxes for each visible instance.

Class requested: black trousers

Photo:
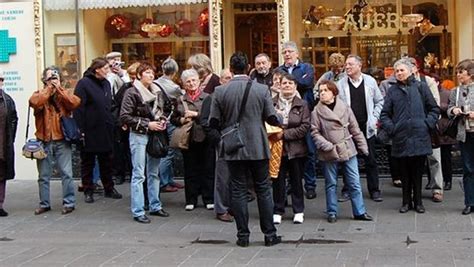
[440,145,453,184]
[399,156,426,207]
[80,151,115,193]
[273,156,305,215]
[386,145,402,181]
[343,136,380,194]
[227,159,276,239]
[111,127,131,178]
[182,141,215,206]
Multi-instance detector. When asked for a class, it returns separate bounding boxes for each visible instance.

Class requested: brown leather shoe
[171,182,184,189]
[34,207,51,215]
[432,192,443,203]
[61,207,75,215]
[216,212,234,222]
[161,185,178,193]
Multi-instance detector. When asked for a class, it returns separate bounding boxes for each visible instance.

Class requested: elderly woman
[311,80,372,223]
[171,69,213,211]
[155,58,184,193]
[313,53,346,100]
[447,59,474,215]
[187,53,220,94]
[380,58,439,214]
[74,58,122,204]
[120,62,170,223]
[271,73,310,224]
[0,69,18,217]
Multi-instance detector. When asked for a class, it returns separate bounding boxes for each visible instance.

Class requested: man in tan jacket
[29,66,80,215]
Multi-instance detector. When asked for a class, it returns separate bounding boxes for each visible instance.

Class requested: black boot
[104,188,122,199]
[84,191,94,203]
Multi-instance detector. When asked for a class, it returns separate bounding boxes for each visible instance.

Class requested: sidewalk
[0,178,472,267]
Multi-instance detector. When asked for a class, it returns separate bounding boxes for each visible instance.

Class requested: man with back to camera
[209,52,282,247]
[336,54,384,202]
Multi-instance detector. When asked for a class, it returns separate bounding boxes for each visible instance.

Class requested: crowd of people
[0,42,473,247]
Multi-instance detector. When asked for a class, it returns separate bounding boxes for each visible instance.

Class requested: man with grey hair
[154,57,185,193]
[106,51,130,97]
[219,68,233,85]
[278,41,318,200]
[337,54,384,202]
[408,57,444,203]
[250,53,273,87]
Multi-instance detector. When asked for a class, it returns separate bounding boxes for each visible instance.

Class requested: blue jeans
[303,132,317,191]
[92,157,100,184]
[322,156,366,216]
[129,132,162,217]
[159,122,176,187]
[460,133,474,206]
[37,140,75,208]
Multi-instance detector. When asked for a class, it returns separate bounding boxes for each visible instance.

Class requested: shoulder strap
[455,87,459,106]
[25,105,31,142]
[152,81,171,103]
[237,79,252,123]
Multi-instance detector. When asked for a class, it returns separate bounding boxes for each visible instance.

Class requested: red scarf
[186,89,202,101]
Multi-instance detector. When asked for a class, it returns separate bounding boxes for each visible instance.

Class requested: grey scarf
[133,79,163,120]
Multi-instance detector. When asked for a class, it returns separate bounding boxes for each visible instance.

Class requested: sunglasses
[0,78,4,82]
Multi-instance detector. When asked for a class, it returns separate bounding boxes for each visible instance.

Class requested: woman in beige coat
[311,80,372,223]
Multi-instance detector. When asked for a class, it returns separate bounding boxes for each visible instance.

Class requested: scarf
[277,92,297,125]
[186,89,202,102]
[133,79,162,119]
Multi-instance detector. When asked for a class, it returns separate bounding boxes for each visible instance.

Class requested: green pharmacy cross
[0,30,17,63]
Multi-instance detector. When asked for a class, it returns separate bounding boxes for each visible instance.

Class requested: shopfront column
[455,0,474,59]
[275,0,289,65]
[209,0,223,72]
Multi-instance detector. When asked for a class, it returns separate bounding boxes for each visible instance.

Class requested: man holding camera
[106,51,131,184]
[29,67,81,215]
[106,52,130,97]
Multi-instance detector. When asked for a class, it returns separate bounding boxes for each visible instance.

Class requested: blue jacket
[380,76,440,158]
[278,60,315,109]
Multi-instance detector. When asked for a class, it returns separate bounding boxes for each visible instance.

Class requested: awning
[44,0,207,11]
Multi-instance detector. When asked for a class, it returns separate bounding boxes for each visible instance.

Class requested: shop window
[301,37,350,79]
[108,4,210,74]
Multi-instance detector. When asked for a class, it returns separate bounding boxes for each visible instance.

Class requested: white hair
[181,68,199,83]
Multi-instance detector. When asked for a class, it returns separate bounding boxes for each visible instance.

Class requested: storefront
[40,0,473,84]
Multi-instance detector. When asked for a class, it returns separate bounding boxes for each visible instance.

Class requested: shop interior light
[322,16,345,31]
[141,23,165,38]
[401,13,423,29]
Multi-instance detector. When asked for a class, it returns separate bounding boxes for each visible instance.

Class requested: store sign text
[343,12,399,31]
[234,3,277,12]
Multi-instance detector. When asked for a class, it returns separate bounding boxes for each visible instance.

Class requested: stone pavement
[0,177,473,267]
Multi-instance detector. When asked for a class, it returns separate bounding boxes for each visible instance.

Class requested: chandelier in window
[321,16,345,31]
[401,7,423,29]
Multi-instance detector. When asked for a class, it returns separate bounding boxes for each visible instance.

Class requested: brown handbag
[170,96,193,150]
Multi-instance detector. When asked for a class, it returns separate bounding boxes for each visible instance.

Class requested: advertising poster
[0,1,39,180]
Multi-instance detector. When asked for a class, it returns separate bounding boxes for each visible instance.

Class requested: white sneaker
[293,213,304,224]
[206,204,214,210]
[273,214,282,224]
[185,204,195,211]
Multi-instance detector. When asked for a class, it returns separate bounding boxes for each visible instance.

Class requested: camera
[47,69,59,81]
[112,61,125,69]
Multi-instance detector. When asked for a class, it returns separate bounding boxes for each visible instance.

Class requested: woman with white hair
[171,69,214,211]
[380,58,439,214]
